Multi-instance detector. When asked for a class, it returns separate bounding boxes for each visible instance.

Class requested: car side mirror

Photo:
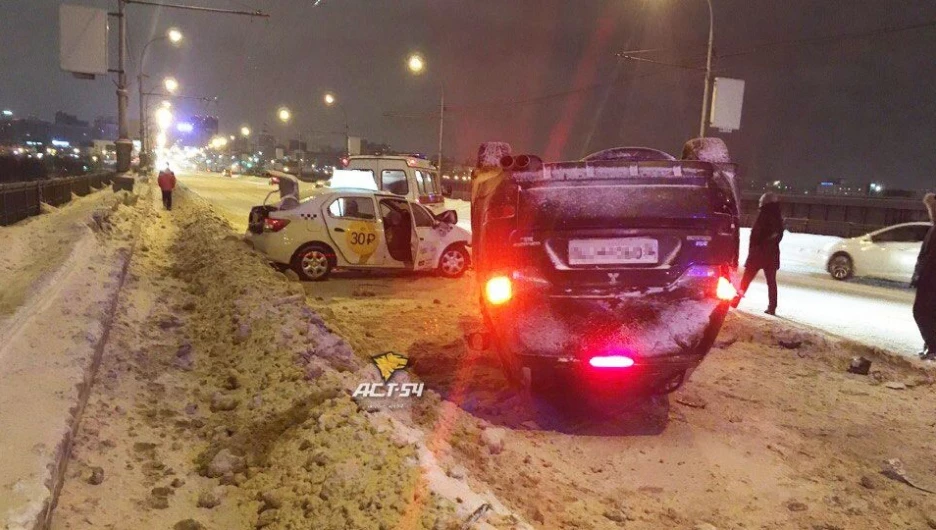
[437,210,457,225]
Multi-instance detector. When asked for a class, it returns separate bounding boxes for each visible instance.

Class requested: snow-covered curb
[0,195,140,530]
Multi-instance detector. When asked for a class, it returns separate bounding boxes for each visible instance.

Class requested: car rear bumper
[488,292,726,355]
[245,231,294,265]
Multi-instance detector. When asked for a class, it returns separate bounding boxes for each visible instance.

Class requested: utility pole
[437,84,444,176]
[112,0,269,174]
[699,0,715,138]
[115,0,132,174]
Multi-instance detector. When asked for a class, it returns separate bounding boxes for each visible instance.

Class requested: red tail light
[264,217,290,232]
[716,276,737,301]
[484,276,512,305]
[589,355,635,368]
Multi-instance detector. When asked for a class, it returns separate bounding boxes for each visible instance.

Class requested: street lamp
[277,107,291,123]
[405,53,444,176]
[407,53,425,75]
[167,28,183,44]
[163,77,179,93]
[155,107,173,130]
[138,28,183,169]
[323,92,350,155]
[240,126,251,137]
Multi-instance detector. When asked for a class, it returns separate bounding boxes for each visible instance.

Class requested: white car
[246,188,471,281]
[825,222,932,283]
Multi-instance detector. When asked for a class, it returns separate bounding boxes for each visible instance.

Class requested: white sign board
[709,77,745,132]
[347,136,362,156]
[60,5,108,76]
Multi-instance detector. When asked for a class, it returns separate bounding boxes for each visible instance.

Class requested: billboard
[60,5,109,77]
[347,136,362,156]
[709,77,745,133]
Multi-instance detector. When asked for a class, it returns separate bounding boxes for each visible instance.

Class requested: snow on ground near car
[0,189,140,530]
[302,263,936,530]
[52,185,524,530]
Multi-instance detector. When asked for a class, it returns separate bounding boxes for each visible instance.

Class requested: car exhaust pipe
[499,154,543,171]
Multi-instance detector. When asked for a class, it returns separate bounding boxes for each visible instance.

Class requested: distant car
[825,222,932,283]
[246,188,470,281]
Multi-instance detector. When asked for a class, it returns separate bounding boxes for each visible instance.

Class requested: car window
[415,170,440,195]
[413,170,426,195]
[873,225,925,243]
[411,203,435,227]
[381,170,408,195]
[327,196,376,220]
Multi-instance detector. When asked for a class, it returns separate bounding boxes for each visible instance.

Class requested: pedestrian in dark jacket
[732,192,784,315]
[912,192,936,360]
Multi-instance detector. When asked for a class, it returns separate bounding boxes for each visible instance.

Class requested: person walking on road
[157,165,176,211]
[912,192,936,360]
[732,192,784,315]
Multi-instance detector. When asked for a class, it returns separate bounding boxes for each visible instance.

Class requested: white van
[344,155,446,213]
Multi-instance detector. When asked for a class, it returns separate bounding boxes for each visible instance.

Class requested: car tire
[438,244,469,278]
[291,243,335,281]
[828,253,854,281]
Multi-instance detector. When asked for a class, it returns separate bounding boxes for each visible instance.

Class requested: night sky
[2,0,935,189]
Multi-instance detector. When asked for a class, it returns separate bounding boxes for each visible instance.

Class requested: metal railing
[0,172,116,226]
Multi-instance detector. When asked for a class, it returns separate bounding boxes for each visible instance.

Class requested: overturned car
[469,139,741,397]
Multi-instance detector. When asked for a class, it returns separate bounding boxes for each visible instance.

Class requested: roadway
[178,170,924,358]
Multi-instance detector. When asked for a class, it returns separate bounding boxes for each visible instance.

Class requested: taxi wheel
[438,244,469,278]
[291,243,334,281]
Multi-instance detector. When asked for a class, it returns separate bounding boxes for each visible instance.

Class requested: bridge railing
[0,172,117,226]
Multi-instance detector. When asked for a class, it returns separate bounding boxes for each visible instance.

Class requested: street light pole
[437,83,444,176]
[116,0,132,174]
[699,0,714,138]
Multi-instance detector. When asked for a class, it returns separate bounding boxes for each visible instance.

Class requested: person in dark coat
[732,192,784,315]
[912,193,936,360]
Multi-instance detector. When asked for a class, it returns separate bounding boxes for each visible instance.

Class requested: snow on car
[246,183,470,281]
[468,138,741,401]
[825,221,932,283]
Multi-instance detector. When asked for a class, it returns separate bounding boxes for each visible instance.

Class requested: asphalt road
[179,170,923,357]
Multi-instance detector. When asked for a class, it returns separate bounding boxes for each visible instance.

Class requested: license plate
[568,238,659,265]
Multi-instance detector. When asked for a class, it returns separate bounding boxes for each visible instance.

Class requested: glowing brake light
[484,276,512,305]
[264,218,290,232]
[589,355,635,368]
[716,276,737,301]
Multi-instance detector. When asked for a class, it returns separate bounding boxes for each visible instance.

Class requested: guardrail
[0,172,117,226]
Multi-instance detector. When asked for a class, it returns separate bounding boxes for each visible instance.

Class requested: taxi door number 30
[345,220,380,264]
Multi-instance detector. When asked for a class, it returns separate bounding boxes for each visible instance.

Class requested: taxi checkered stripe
[299,213,318,220]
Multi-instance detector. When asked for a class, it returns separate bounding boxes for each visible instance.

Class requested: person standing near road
[732,192,784,315]
[157,165,176,211]
[912,192,936,360]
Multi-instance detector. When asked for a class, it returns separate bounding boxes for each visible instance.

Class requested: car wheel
[291,243,334,281]
[828,253,854,281]
[438,244,469,278]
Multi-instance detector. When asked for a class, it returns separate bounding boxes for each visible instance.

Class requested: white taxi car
[247,188,470,281]
[825,221,932,283]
